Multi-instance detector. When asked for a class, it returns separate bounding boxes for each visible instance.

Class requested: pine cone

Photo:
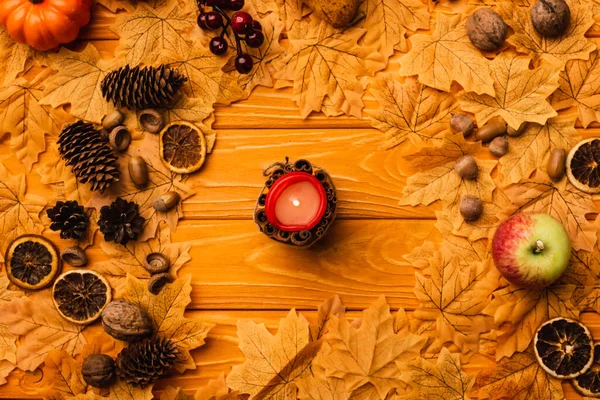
[116,337,178,387]
[99,197,145,245]
[47,200,89,240]
[58,121,120,193]
[101,65,187,110]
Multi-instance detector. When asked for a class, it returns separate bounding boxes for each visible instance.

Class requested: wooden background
[1,4,600,400]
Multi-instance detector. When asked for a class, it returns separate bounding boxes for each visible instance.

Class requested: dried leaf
[38,350,88,400]
[459,51,560,130]
[400,348,474,400]
[0,26,41,85]
[310,295,346,342]
[500,171,599,251]
[403,241,437,272]
[297,375,348,400]
[553,50,600,127]
[318,297,426,399]
[160,97,214,126]
[108,379,154,400]
[499,1,595,67]
[561,246,600,309]
[399,13,494,95]
[96,0,135,12]
[39,148,92,206]
[499,114,580,185]
[113,4,195,66]
[470,350,564,400]
[0,274,23,364]
[276,0,304,29]
[483,283,579,360]
[0,290,86,371]
[195,373,243,400]
[0,360,14,385]
[367,75,457,149]
[41,44,115,124]
[123,275,214,372]
[227,309,319,399]
[161,386,193,400]
[273,19,385,118]
[436,213,490,268]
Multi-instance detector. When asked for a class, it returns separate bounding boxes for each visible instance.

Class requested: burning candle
[265,172,327,232]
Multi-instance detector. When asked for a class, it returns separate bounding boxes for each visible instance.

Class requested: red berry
[246,30,264,48]
[231,11,253,34]
[209,37,228,55]
[250,20,262,31]
[197,13,209,30]
[205,11,223,29]
[229,0,244,10]
[235,53,254,74]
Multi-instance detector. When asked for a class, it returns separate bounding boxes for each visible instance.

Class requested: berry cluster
[197,0,264,74]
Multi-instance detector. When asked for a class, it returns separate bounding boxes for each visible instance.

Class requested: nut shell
[139,109,165,134]
[128,156,149,188]
[475,117,507,142]
[466,8,507,51]
[60,246,88,267]
[82,354,116,388]
[531,0,570,38]
[153,192,180,212]
[450,114,475,136]
[460,195,483,221]
[102,111,125,131]
[144,252,170,274]
[109,126,131,152]
[489,136,509,157]
[454,155,479,180]
[547,148,566,181]
[101,300,153,342]
[148,273,173,295]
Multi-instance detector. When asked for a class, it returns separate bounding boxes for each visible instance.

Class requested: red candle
[264,172,327,232]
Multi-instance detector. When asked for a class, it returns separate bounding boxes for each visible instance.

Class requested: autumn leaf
[88,134,195,241]
[0,274,23,364]
[499,1,595,67]
[39,147,92,206]
[403,241,437,272]
[0,26,46,85]
[275,0,304,29]
[500,171,599,251]
[123,275,214,372]
[553,51,600,127]
[414,252,500,352]
[0,290,86,371]
[195,373,244,400]
[38,350,88,400]
[96,0,135,12]
[0,162,46,260]
[0,360,14,385]
[41,44,115,124]
[459,51,560,130]
[297,375,348,400]
[310,295,346,342]
[317,296,426,399]
[470,350,564,400]
[401,133,496,219]
[483,282,578,360]
[273,18,385,118]
[108,379,154,400]
[227,309,320,399]
[436,213,490,268]
[160,97,214,127]
[561,246,600,309]
[399,13,494,96]
[499,114,580,185]
[367,75,457,149]
[452,188,512,242]
[97,223,191,294]
[112,4,195,67]
[400,348,474,400]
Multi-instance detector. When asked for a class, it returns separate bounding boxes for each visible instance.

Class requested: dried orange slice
[534,317,594,379]
[159,122,207,174]
[5,235,60,290]
[566,138,600,193]
[52,270,112,325]
[573,343,600,397]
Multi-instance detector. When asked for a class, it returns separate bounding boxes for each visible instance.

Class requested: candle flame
[292,199,300,207]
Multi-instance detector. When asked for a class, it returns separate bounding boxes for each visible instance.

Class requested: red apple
[492,213,571,289]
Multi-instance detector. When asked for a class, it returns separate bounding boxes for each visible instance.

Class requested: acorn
[109,126,131,152]
[148,273,173,295]
[128,156,149,188]
[153,192,180,212]
[507,122,527,137]
[139,109,165,134]
[475,117,507,142]
[454,155,479,180]
[547,148,566,181]
[531,0,570,38]
[450,114,475,137]
[102,111,125,131]
[466,8,507,52]
[489,136,509,157]
[60,246,88,267]
[144,253,170,274]
[460,195,483,221]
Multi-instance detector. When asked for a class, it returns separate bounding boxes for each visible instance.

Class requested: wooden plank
[3,310,600,399]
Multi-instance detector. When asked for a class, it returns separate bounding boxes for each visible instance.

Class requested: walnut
[101,300,153,342]
[82,354,116,388]
[466,8,507,52]
[531,0,570,37]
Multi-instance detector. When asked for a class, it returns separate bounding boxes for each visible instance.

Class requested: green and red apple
[492,213,571,289]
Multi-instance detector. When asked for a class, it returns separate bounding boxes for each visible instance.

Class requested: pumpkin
[0,0,93,51]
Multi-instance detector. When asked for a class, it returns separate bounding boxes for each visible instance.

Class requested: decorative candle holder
[254,158,337,247]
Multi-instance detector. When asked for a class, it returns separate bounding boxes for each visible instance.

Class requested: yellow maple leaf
[0,290,86,371]
[553,51,600,127]
[275,0,304,29]
[112,4,195,67]
[297,375,347,400]
[459,51,560,130]
[41,44,115,124]
[436,213,490,268]
[108,378,154,400]
[500,170,599,251]
[0,26,40,85]
[367,75,457,149]
[39,146,92,206]
[317,296,426,399]
[470,350,564,400]
[195,373,244,399]
[227,309,320,399]
[399,13,494,96]
[483,282,578,360]
[400,348,474,400]
[38,350,88,400]
[122,275,214,372]
[499,1,595,67]
[160,97,214,126]
[499,114,581,185]
[273,18,385,118]
[0,274,23,364]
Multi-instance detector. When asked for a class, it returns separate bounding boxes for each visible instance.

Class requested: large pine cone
[101,65,187,109]
[98,197,145,245]
[116,337,178,387]
[58,121,119,193]
[47,200,89,240]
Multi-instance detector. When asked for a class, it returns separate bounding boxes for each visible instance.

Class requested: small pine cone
[99,197,145,245]
[58,121,119,193]
[47,200,89,240]
[116,337,178,388]
[101,65,187,110]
